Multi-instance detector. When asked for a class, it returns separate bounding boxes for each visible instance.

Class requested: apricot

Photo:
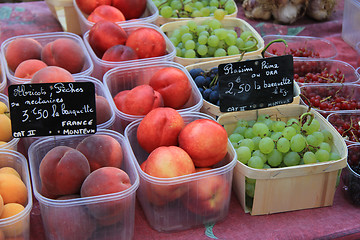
[0,173,27,206]
[30,66,75,83]
[76,134,123,172]
[80,167,132,225]
[0,203,26,237]
[0,167,21,179]
[95,95,112,125]
[14,59,47,79]
[88,5,126,23]
[39,146,90,196]
[0,102,8,114]
[0,194,3,216]
[0,114,12,142]
[41,38,85,74]
[5,38,42,72]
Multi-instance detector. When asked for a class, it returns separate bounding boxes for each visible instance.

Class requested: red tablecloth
[0,1,359,240]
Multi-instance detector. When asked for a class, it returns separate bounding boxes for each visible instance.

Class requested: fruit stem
[299,112,314,127]
[261,39,288,58]
[239,36,258,51]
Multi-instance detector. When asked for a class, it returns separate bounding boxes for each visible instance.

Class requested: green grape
[259,137,275,154]
[198,35,208,45]
[244,128,255,139]
[200,7,211,16]
[287,118,301,131]
[153,0,161,7]
[225,33,236,46]
[236,146,252,164]
[271,132,282,141]
[229,132,244,143]
[290,134,306,152]
[225,1,236,14]
[184,49,196,58]
[321,129,333,143]
[214,48,227,57]
[209,6,217,13]
[276,137,290,153]
[197,44,208,56]
[248,156,264,169]
[315,149,330,162]
[214,8,226,20]
[302,118,320,135]
[184,40,196,50]
[209,0,219,7]
[283,151,301,166]
[244,40,256,50]
[272,120,286,132]
[252,149,267,163]
[282,126,297,140]
[263,163,271,169]
[171,29,181,39]
[181,47,186,57]
[306,134,320,148]
[214,28,228,40]
[181,32,193,44]
[209,19,221,29]
[257,114,269,122]
[319,142,331,152]
[175,47,182,57]
[239,138,255,152]
[220,0,227,4]
[194,1,204,10]
[263,118,274,128]
[160,6,173,18]
[227,45,240,55]
[246,177,256,184]
[329,152,341,161]
[236,37,245,49]
[312,131,324,143]
[184,4,193,13]
[240,31,253,41]
[267,149,283,167]
[252,122,270,138]
[246,182,255,197]
[170,0,182,10]
[186,20,197,32]
[208,46,216,56]
[236,119,248,127]
[247,120,256,127]
[252,136,262,150]
[303,151,317,164]
[170,37,179,46]
[208,35,220,47]
[179,25,190,35]
[233,125,247,135]
[199,30,210,37]
[217,40,226,49]
[197,26,207,34]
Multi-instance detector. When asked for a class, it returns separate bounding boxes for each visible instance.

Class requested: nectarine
[14,59,47,79]
[88,5,126,23]
[30,66,74,83]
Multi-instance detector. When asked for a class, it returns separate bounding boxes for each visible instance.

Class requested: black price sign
[8,82,97,138]
[218,55,294,112]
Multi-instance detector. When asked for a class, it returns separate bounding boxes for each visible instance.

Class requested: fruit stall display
[218,104,347,215]
[27,129,139,240]
[125,110,237,231]
[160,17,264,66]
[0,32,94,86]
[0,149,33,239]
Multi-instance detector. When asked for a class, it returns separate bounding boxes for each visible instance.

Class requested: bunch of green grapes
[228,112,341,201]
[153,0,236,20]
[168,19,258,58]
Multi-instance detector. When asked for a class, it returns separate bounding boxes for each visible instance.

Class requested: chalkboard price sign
[218,55,294,112]
[8,82,97,138]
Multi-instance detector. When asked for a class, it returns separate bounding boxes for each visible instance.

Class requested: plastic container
[73,0,159,36]
[218,104,348,215]
[0,59,6,94]
[185,55,301,119]
[356,42,360,68]
[103,61,203,132]
[83,22,176,80]
[263,35,337,60]
[0,32,94,86]
[160,17,264,66]
[342,0,360,49]
[0,149,33,239]
[27,129,139,240]
[293,59,359,86]
[326,111,360,145]
[45,0,82,35]
[0,93,20,151]
[300,83,360,118]
[155,0,238,26]
[124,112,237,232]
[342,143,360,206]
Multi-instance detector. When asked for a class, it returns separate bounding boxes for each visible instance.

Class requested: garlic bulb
[306,0,336,21]
[272,0,309,24]
[242,0,274,20]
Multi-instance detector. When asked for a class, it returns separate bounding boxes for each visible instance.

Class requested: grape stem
[261,39,288,58]
[239,36,258,51]
[299,112,314,128]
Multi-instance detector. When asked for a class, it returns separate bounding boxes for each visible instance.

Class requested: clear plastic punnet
[0,93,19,151]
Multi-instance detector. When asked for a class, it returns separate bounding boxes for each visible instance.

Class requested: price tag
[8,82,97,138]
[218,55,294,112]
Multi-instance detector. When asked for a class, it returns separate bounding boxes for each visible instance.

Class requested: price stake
[8,82,97,138]
[218,55,294,112]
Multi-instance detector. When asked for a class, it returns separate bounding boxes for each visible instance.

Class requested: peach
[75,0,111,15]
[0,203,26,237]
[39,146,90,196]
[136,107,185,153]
[179,119,228,168]
[41,38,85,74]
[113,85,163,115]
[0,173,27,206]
[141,146,195,205]
[30,66,75,83]
[76,134,123,172]
[95,95,112,125]
[125,27,166,58]
[14,59,47,79]
[88,5,126,23]
[5,38,42,72]
[102,45,138,62]
[0,167,20,179]
[80,167,132,224]
[88,20,128,58]
[149,67,192,109]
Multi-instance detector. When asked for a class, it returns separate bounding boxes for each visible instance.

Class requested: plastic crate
[342,0,360,49]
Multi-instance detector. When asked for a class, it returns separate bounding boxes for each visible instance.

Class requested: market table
[0,1,359,240]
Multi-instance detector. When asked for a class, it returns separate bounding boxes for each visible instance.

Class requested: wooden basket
[45,0,81,35]
[160,17,264,66]
[155,0,238,26]
[217,104,348,215]
[185,56,301,119]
